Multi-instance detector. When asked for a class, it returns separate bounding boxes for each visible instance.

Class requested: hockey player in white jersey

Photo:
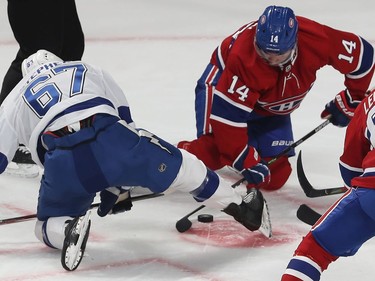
[0,50,271,271]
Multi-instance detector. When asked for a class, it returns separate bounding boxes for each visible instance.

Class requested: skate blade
[62,212,91,271]
[258,200,272,238]
[4,162,39,178]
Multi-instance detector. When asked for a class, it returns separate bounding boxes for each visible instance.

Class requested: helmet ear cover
[255,6,298,55]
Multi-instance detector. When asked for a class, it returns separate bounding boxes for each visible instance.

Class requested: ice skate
[5,145,39,178]
[223,188,272,238]
[61,211,91,271]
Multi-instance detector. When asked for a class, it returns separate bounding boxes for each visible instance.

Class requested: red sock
[281,232,338,281]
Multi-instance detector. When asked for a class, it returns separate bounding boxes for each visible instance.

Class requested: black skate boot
[5,144,39,178]
[223,188,272,238]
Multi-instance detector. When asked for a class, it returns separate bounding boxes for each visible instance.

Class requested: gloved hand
[97,187,133,217]
[233,146,270,188]
[321,89,360,127]
[241,160,271,188]
[0,152,8,174]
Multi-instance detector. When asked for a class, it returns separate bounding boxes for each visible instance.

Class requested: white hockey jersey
[0,61,134,170]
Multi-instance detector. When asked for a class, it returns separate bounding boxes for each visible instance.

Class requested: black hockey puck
[197,214,214,223]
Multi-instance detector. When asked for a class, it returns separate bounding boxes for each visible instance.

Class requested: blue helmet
[255,6,298,54]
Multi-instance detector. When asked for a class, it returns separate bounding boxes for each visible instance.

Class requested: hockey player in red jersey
[281,87,375,281]
[178,5,374,191]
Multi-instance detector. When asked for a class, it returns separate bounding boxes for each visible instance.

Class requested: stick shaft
[0,193,163,225]
[176,120,332,228]
[267,119,331,166]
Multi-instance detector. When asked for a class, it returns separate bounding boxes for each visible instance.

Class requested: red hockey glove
[233,146,270,188]
[321,89,360,127]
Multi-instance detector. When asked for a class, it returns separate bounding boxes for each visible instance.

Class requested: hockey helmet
[21,49,63,77]
[255,6,298,55]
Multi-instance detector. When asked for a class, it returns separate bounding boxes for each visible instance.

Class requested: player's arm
[195,34,236,137]
[347,92,375,188]
[339,92,373,187]
[0,110,19,173]
[0,152,7,173]
[210,70,270,187]
[321,27,374,127]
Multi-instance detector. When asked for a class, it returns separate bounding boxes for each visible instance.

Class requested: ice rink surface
[0,0,374,280]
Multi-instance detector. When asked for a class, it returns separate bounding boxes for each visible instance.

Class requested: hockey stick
[175,204,206,233]
[176,119,332,233]
[0,192,163,226]
[297,151,347,197]
[296,204,322,226]
[175,177,246,233]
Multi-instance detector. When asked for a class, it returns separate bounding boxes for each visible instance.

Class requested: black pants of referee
[0,0,85,105]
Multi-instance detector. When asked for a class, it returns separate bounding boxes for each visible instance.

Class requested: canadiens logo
[289,18,295,28]
[257,94,306,115]
[260,15,266,25]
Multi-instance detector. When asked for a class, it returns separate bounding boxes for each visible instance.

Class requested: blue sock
[284,256,322,281]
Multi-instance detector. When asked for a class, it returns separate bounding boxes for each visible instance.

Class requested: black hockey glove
[97,187,133,217]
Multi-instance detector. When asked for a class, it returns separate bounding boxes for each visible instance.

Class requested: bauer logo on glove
[321,89,360,127]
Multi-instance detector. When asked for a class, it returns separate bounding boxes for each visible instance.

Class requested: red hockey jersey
[339,88,375,188]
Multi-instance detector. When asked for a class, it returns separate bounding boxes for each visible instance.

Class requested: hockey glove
[233,146,270,188]
[321,89,360,127]
[0,152,8,174]
[97,187,133,217]
[241,160,271,188]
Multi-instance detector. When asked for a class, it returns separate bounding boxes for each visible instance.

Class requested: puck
[197,214,214,223]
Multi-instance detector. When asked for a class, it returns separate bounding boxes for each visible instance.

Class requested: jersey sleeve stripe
[210,114,247,127]
[346,37,374,79]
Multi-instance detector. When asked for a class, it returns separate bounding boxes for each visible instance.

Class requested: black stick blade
[175,219,192,233]
[296,204,321,226]
[296,151,346,197]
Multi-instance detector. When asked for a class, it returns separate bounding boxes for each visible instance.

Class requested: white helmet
[21,49,63,77]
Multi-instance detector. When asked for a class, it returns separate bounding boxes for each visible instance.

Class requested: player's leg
[247,114,294,190]
[177,134,223,170]
[35,132,97,270]
[40,114,271,236]
[2,0,70,173]
[34,213,92,271]
[60,0,85,60]
[2,0,82,102]
[173,149,271,236]
[94,119,237,204]
[282,188,375,280]
[95,120,271,235]
[263,155,291,190]
[312,188,375,256]
[35,115,110,244]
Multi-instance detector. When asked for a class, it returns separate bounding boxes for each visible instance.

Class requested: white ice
[0,0,374,280]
